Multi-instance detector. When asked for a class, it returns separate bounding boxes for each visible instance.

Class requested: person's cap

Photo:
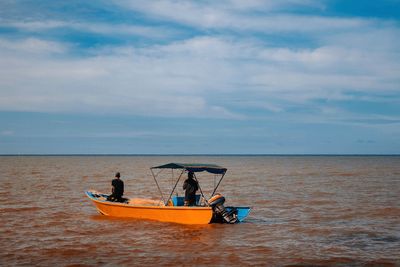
[115,172,121,178]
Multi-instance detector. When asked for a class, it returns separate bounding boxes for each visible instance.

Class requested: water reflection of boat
[85,163,251,224]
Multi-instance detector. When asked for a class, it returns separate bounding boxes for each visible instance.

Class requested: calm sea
[1,156,399,266]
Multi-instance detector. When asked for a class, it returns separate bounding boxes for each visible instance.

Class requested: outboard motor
[208,193,238,224]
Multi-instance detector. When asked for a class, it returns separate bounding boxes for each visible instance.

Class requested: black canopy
[151,163,227,174]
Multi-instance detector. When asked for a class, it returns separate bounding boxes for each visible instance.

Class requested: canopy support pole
[150,168,166,204]
[211,171,227,197]
[164,169,184,206]
[193,173,209,206]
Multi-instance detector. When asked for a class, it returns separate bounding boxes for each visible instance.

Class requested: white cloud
[0,37,244,118]
[1,130,14,136]
[1,21,180,40]
[112,0,374,33]
[0,0,399,121]
[0,30,399,118]
[0,38,67,54]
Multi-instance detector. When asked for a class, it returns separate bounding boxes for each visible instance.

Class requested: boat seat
[172,195,201,206]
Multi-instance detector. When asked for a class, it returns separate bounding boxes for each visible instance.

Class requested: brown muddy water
[1,156,399,266]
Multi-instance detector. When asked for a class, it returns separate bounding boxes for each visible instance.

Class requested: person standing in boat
[183,171,199,206]
[107,172,124,202]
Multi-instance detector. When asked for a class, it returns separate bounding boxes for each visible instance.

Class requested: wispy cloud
[1,130,14,136]
[1,20,181,40]
[112,0,377,33]
[0,30,399,120]
[0,38,67,54]
[0,1,399,124]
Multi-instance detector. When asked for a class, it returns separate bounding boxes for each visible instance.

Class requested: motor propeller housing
[208,193,238,224]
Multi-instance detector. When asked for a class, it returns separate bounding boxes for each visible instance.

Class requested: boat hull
[85,191,213,225]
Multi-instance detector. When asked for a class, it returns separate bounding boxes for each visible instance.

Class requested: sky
[0,0,399,154]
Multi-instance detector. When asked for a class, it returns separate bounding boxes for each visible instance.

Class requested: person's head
[188,171,194,180]
[115,172,121,179]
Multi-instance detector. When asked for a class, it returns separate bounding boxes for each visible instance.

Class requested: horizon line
[1,153,399,157]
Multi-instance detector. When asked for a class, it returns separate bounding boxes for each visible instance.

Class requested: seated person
[183,171,199,206]
[107,172,124,202]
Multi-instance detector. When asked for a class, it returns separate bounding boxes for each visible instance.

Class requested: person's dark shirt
[183,178,198,202]
[112,178,124,198]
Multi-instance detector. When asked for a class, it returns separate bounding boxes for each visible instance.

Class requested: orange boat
[85,163,250,224]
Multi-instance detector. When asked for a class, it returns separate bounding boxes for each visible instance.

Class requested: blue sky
[0,0,399,154]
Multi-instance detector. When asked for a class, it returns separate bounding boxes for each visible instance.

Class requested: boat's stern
[207,194,251,223]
